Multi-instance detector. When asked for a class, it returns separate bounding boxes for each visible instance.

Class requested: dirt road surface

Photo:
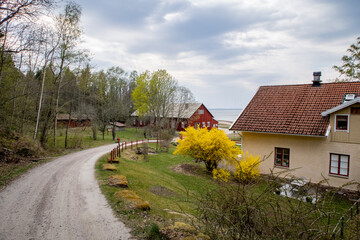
[0,144,132,240]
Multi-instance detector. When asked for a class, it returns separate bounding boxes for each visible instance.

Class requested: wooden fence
[108,139,160,163]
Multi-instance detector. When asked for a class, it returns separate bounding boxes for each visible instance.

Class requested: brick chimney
[312,72,322,87]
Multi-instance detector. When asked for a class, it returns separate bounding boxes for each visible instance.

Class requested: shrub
[174,127,241,172]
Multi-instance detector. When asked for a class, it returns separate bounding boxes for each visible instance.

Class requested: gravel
[0,144,132,240]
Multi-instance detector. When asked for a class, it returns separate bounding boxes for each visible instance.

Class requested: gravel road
[0,144,132,240]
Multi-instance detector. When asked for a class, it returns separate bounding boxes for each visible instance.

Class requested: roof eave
[321,98,360,116]
[232,130,326,138]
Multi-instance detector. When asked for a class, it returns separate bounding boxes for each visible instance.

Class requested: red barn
[131,103,218,131]
[56,114,91,128]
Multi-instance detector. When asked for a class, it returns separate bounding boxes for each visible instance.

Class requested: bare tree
[33,25,59,141]
[0,0,54,81]
[52,1,82,146]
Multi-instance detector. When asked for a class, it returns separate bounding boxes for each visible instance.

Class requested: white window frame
[334,114,349,133]
[198,109,204,115]
[329,153,349,177]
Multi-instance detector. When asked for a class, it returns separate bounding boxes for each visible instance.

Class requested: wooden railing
[108,139,160,163]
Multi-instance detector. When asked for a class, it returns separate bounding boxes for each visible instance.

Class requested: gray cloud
[76,0,360,108]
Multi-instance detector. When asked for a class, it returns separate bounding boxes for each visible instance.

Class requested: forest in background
[0,0,193,152]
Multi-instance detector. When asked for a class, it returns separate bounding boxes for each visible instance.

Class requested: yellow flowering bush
[174,126,241,172]
[233,151,261,183]
[213,168,231,182]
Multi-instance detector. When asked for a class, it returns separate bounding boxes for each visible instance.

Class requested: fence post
[156,134,158,152]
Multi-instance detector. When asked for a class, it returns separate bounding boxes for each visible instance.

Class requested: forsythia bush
[174,126,241,172]
[213,151,262,183]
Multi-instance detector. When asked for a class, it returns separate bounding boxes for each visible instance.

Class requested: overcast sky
[75,0,360,109]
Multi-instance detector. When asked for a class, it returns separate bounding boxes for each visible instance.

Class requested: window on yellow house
[330,153,349,176]
[335,115,348,131]
[275,147,290,167]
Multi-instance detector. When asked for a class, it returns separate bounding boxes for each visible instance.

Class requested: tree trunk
[53,81,60,147]
[92,125,97,140]
[102,124,105,140]
[53,51,65,147]
[34,66,47,141]
[112,124,116,141]
[40,103,53,146]
[65,102,72,148]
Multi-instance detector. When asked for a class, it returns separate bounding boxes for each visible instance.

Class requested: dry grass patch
[107,157,120,163]
[171,163,206,177]
[108,175,128,188]
[149,185,178,198]
[114,190,151,210]
[160,222,209,240]
[102,164,117,171]
[121,149,143,161]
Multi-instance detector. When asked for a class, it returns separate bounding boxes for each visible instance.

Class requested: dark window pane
[336,116,348,130]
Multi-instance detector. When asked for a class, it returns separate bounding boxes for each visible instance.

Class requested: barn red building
[131,103,218,131]
[56,114,91,128]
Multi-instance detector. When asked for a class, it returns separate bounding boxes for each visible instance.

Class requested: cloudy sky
[75,0,360,109]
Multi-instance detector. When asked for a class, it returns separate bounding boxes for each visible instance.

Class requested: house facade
[230,75,360,190]
[132,103,218,131]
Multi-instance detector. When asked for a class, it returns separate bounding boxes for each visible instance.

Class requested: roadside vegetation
[96,128,358,240]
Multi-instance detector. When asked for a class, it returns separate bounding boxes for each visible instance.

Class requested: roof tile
[230,82,360,136]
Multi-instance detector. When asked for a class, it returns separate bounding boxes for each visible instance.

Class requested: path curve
[0,144,132,240]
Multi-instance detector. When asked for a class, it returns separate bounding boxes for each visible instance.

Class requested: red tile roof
[230,82,360,136]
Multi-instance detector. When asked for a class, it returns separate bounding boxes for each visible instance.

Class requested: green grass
[95,145,218,237]
[95,145,354,238]
[48,127,152,150]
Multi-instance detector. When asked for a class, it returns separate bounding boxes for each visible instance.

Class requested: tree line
[0,0,194,149]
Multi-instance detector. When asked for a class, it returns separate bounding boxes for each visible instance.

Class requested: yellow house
[230,73,360,190]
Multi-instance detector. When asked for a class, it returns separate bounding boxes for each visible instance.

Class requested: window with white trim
[275,147,290,167]
[202,122,205,128]
[335,115,349,132]
[207,121,210,127]
[181,122,185,129]
[198,109,204,114]
[330,153,349,176]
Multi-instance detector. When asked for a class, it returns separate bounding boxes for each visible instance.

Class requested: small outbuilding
[56,114,91,128]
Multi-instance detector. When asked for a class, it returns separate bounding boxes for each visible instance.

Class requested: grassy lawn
[95,143,354,239]
[48,127,152,150]
[95,145,219,237]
